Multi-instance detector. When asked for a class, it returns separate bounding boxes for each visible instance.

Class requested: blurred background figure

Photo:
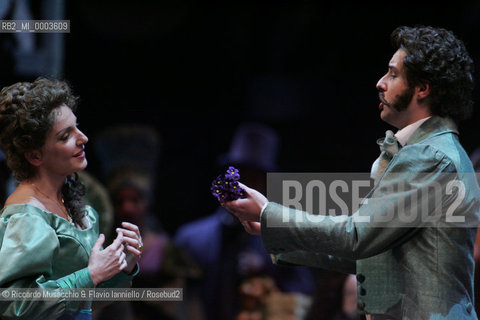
[306,271,363,320]
[92,124,163,247]
[236,275,313,320]
[174,122,316,320]
[93,125,200,320]
[93,125,162,183]
[107,168,168,277]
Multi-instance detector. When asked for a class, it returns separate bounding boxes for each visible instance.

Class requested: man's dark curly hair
[391,26,474,121]
[0,78,86,225]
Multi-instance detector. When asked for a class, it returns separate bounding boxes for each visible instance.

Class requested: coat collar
[404,116,458,146]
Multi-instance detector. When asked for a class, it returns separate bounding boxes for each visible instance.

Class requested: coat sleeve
[261,144,461,262]
[271,251,356,274]
[0,212,94,320]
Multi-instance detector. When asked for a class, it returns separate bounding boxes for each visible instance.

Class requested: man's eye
[60,134,69,141]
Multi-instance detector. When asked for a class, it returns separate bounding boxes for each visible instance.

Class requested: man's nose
[376,75,387,92]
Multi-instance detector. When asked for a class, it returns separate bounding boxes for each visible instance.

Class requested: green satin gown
[0,204,135,320]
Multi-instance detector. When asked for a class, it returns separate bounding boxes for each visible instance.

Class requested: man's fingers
[238,182,249,191]
[224,198,251,213]
[242,221,261,235]
[223,201,239,216]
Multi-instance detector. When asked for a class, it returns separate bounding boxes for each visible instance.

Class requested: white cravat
[370,117,431,184]
[370,130,400,184]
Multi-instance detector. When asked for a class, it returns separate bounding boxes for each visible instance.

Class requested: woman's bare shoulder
[4,185,47,211]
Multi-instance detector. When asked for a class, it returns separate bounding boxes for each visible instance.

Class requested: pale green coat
[262,117,480,319]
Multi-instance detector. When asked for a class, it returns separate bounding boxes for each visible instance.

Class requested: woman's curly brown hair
[391,26,474,121]
[0,78,86,225]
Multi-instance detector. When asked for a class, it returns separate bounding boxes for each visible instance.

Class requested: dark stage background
[2,1,480,234]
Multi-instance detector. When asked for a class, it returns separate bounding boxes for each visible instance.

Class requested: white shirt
[394,117,431,147]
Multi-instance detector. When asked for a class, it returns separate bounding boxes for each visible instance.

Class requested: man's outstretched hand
[240,221,262,235]
[222,183,268,235]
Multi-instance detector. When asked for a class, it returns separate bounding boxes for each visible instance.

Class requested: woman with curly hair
[0,78,143,320]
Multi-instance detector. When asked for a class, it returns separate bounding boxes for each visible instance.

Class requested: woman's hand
[116,222,143,274]
[88,232,127,286]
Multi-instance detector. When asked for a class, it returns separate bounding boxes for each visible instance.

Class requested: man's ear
[25,150,43,167]
[415,82,430,100]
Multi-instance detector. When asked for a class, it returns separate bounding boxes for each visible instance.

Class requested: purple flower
[211,166,247,203]
[225,166,240,180]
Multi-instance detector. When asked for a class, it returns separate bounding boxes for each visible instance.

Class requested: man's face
[376,49,415,128]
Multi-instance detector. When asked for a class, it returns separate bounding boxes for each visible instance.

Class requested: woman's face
[38,105,88,177]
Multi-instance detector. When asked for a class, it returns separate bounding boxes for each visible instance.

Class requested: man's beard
[386,86,415,112]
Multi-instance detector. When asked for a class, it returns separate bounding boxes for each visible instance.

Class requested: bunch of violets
[211,166,247,203]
